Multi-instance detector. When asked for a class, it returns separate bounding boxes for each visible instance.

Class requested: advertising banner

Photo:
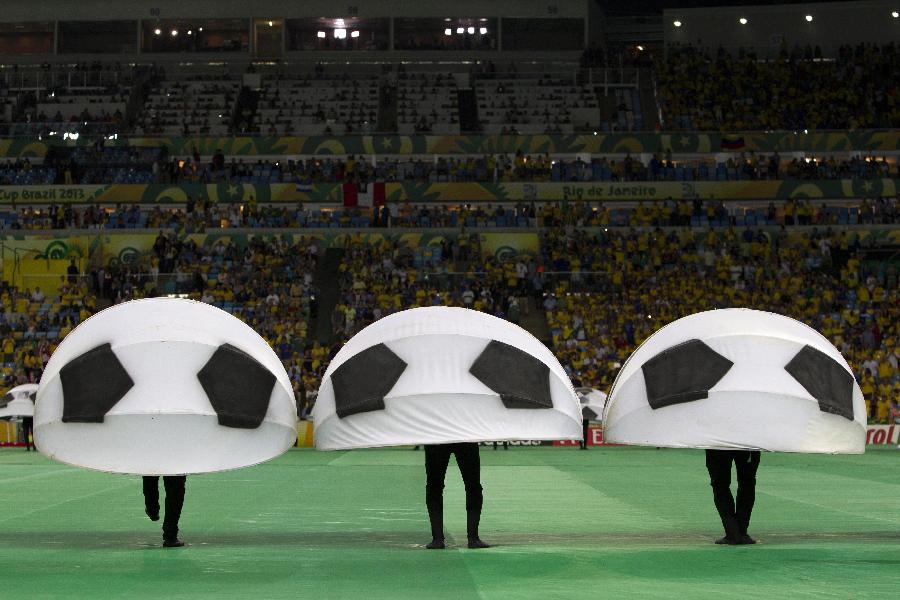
[866,424,899,445]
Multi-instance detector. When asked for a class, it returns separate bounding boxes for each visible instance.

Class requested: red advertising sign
[866,424,898,445]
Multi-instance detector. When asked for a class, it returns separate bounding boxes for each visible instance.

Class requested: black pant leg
[705,450,738,537]
[424,445,452,541]
[22,421,34,449]
[142,476,160,515]
[162,476,186,541]
[453,443,484,539]
[734,451,760,536]
[581,419,589,448]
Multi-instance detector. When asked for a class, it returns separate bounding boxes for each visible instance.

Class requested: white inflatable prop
[575,387,607,423]
[603,308,866,454]
[0,383,37,418]
[314,306,582,449]
[36,298,297,475]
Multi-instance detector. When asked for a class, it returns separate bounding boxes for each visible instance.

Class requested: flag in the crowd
[720,135,746,150]
[296,182,313,193]
[343,182,385,207]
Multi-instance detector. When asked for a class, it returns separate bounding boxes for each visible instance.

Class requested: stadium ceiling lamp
[467,26,475,34]
[636,45,644,51]
[187,30,193,35]
[805,14,814,22]
[739,17,748,25]
[153,28,161,35]
[335,28,347,39]
[317,31,326,38]
[268,21,274,27]
[456,27,464,34]
[350,30,360,38]
[892,10,899,17]
[171,29,178,36]
[198,27,203,31]
[444,28,452,35]
[673,20,682,27]
[479,27,488,34]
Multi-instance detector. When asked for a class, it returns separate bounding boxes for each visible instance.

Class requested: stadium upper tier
[0,43,896,135]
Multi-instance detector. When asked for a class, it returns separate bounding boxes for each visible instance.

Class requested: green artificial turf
[0,446,898,599]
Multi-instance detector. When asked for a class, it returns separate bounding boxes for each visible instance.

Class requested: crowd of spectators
[541,225,899,421]
[2,220,897,423]
[1,231,321,418]
[4,148,893,188]
[3,195,898,233]
[658,43,900,130]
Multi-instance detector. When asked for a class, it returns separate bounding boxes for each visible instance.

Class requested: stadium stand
[476,77,601,134]
[397,72,460,134]
[136,78,238,136]
[256,75,380,136]
[658,43,900,130]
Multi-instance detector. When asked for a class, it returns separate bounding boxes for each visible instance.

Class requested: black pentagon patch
[785,345,855,421]
[0,394,12,408]
[331,343,407,419]
[60,343,134,423]
[469,340,553,409]
[582,406,599,420]
[641,339,733,410]
[197,344,276,429]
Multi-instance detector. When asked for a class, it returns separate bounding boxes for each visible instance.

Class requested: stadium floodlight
[739,17,748,25]
[673,20,682,27]
[268,21,273,27]
[154,28,161,35]
[444,28,452,35]
[171,29,178,37]
[479,27,488,34]
[456,27,464,34]
[350,30,360,38]
[636,45,644,51]
[892,10,899,17]
[198,27,203,31]
[187,30,192,35]
[805,14,813,22]
[317,31,326,38]
[467,26,475,34]
[335,28,347,39]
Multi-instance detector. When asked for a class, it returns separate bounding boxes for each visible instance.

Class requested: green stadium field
[1,446,897,599]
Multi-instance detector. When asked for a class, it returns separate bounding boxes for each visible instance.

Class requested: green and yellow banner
[1,131,899,158]
[0,179,894,205]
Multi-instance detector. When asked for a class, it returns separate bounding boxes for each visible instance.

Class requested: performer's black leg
[142,476,160,521]
[705,450,739,544]
[735,451,761,543]
[454,443,489,548]
[581,419,589,449]
[162,476,186,546]
[424,445,452,547]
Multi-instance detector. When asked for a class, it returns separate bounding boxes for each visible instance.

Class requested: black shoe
[467,537,490,549]
[425,539,445,549]
[145,507,160,522]
[715,536,739,545]
[738,534,756,545]
[163,538,185,548]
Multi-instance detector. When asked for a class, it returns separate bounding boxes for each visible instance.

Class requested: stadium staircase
[518,297,551,345]
[457,88,479,133]
[312,247,345,345]
[377,82,397,132]
[234,85,260,133]
[637,70,660,131]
